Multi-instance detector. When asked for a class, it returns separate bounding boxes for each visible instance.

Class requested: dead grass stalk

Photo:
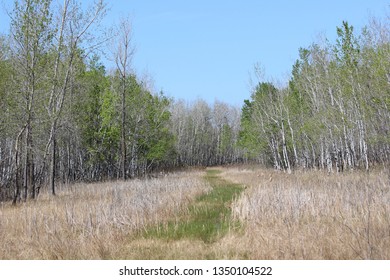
[0,171,210,259]
[224,167,390,259]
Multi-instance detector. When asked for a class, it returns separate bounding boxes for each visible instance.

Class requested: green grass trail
[143,169,244,243]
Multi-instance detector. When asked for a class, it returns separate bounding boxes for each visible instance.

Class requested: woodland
[0,0,389,203]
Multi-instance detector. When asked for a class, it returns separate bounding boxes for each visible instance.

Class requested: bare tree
[112,17,134,180]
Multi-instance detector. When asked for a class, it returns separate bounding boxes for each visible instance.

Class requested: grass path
[143,169,244,242]
[120,169,246,259]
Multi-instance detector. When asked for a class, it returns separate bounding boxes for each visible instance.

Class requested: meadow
[0,166,389,259]
[226,167,390,259]
[0,171,210,259]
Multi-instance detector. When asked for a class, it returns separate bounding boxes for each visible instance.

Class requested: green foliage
[142,93,176,165]
[219,124,233,154]
[238,100,262,154]
[239,83,284,163]
[11,0,54,64]
[237,18,390,170]
[72,56,117,167]
[335,21,360,67]
[0,54,11,135]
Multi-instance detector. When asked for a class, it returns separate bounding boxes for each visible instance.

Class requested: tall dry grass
[0,171,210,259]
[223,167,390,259]
[2,166,389,260]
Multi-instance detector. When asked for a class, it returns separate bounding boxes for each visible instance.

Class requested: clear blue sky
[1,0,389,106]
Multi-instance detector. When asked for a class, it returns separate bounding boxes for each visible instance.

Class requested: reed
[224,167,390,259]
[0,171,210,259]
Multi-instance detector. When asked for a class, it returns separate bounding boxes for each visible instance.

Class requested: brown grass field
[0,171,210,259]
[0,166,389,259]
[225,166,390,259]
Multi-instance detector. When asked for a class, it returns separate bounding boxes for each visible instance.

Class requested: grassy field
[0,166,389,259]
[118,169,247,259]
[142,169,243,242]
[225,166,390,259]
[0,171,210,259]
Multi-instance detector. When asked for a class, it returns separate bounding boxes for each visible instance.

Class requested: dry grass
[118,237,247,260]
[223,167,390,259]
[2,166,389,260]
[0,171,210,259]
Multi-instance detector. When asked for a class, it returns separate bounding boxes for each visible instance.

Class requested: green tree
[141,92,175,171]
[9,0,53,202]
[238,99,262,159]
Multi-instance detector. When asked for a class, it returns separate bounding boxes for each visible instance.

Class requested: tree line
[239,19,389,173]
[0,0,389,203]
[0,0,244,202]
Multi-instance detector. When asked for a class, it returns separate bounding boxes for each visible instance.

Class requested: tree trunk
[50,128,56,196]
[281,121,291,173]
[121,89,126,180]
[12,149,21,205]
[12,128,25,205]
[326,144,332,173]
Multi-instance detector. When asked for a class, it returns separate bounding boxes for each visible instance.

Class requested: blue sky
[0,0,389,105]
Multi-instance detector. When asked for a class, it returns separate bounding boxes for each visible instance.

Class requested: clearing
[1,166,389,259]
